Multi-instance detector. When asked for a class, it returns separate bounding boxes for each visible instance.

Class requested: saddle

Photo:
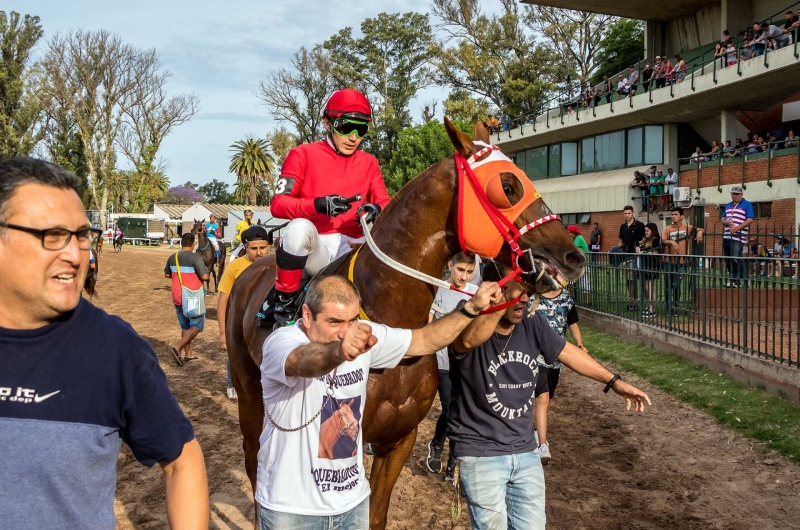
[256,252,353,327]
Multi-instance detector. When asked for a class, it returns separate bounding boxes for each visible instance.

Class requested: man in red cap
[256,89,391,326]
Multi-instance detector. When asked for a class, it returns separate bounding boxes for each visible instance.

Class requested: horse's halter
[454,144,560,294]
[335,406,359,440]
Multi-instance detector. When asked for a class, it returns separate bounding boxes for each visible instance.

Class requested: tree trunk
[98,187,109,229]
[249,178,257,206]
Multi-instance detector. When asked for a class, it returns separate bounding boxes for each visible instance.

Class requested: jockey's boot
[254,246,307,328]
[273,289,300,327]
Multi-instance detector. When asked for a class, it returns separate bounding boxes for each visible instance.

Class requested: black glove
[355,203,381,224]
[314,195,353,217]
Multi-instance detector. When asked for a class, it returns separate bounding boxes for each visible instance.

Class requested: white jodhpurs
[280,218,364,277]
[208,238,219,251]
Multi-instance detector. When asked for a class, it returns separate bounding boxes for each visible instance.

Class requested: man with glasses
[721,186,754,287]
[256,88,391,326]
[0,157,208,529]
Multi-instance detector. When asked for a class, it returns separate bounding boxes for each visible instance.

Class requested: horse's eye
[503,185,514,196]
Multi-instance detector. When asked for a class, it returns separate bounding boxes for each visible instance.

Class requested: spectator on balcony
[665,168,678,202]
[706,140,722,160]
[647,167,659,213]
[583,85,596,108]
[618,205,646,311]
[631,170,649,212]
[761,21,790,50]
[721,29,731,44]
[752,22,767,56]
[722,140,737,158]
[784,11,800,42]
[641,62,654,92]
[598,75,614,105]
[725,41,738,66]
[674,55,688,84]
[714,43,726,68]
[721,186,754,287]
[567,105,575,115]
[767,133,780,150]
[658,56,674,88]
[628,65,640,96]
[652,56,664,88]
[746,236,768,277]
[690,146,706,163]
[617,75,629,98]
[636,223,662,318]
[662,207,703,315]
[501,114,511,132]
[785,129,798,148]
[524,116,535,126]
[486,115,500,133]
[657,170,670,210]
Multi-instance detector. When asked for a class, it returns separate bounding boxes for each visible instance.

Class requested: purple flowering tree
[165,186,205,204]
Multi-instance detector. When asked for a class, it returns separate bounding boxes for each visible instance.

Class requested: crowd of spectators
[688,129,798,163]
[630,165,677,213]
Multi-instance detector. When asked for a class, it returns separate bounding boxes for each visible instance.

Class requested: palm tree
[228,136,275,205]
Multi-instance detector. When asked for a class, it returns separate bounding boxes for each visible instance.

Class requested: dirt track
[97,246,800,529]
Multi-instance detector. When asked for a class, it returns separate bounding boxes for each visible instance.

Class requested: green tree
[0,11,44,159]
[324,12,435,167]
[198,179,233,204]
[591,19,645,85]
[431,0,558,119]
[265,125,298,168]
[41,107,91,206]
[228,136,275,205]
[443,89,491,124]
[384,120,472,194]
[524,7,614,93]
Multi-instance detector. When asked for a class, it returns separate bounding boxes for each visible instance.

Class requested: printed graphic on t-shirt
[485,346,540,420]
[318,395,362,460]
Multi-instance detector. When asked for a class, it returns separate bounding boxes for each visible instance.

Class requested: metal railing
[574,251,799,367]
[492,0,800,140]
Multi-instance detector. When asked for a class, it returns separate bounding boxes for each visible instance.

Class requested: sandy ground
[96,245,800,529]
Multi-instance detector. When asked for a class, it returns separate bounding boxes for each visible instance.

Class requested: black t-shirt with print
[446,314,565,457]
[619,219,646,253]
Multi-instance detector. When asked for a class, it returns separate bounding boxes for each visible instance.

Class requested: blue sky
[20,0,449,187]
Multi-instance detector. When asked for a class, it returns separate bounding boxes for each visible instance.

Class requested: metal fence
[573,251,799,368]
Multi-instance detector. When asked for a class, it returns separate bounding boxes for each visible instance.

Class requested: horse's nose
[564,248,587,268]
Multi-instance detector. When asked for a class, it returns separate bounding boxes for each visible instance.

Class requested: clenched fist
[340,322,378,361]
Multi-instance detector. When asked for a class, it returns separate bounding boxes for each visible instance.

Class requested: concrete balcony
[492,45,800,153]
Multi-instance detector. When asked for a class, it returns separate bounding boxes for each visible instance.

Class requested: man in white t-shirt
[256,275,500,529]
[425,252,478,481]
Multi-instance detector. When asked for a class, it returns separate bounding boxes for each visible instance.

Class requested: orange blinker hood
[458,146,541,257]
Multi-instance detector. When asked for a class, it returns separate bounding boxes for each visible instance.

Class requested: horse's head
[336,400,359,441]
[191,219,204,236]
[444,118,586,293]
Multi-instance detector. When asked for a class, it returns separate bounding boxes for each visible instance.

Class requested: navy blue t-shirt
[447,313,565,457]
[0,298,194,530]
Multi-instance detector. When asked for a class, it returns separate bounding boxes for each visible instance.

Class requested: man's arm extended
[284,342,346,378]
[160,438,209,529]
[404,283,501,358]
[452,310,504,353]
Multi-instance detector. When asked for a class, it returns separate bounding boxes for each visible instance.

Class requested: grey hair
[305,276,362,318]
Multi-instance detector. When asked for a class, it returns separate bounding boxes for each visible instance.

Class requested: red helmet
[324,89,372,122]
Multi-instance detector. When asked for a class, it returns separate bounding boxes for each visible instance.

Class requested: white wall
[180,204,213,223]
[755,0,792,23]
[665,5,722,57]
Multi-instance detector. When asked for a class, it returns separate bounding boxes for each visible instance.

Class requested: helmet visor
[331,118,369,139]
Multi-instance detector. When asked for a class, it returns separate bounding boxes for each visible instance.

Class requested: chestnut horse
[226,119,586,529]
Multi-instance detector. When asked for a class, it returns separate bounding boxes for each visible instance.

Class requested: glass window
[594,133,608,170]
[578,213,591,224]
[561,142,578,176]
[627,127,643,166]
[548,144,561,177]
[581,137,595,173]
[515,150,526,172]
[526,147,548,180]
[608,130,624,169]
[644,125,663,164]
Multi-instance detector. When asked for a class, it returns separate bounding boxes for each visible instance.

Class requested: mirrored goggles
[331,118,369,138]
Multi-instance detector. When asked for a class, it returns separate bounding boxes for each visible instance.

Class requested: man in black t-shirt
[448,267,651,530]
[0,158,209,529]
[590,222,602,252]
[618,205,646,311]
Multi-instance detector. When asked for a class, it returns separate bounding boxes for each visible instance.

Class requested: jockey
[204,215,222,259]
[230,209,253,263]
[256,88,391,326]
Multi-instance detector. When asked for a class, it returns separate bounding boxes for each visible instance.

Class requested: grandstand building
[495,0,800,251]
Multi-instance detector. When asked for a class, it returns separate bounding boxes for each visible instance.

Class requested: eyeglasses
[0,222,102,250]
[331,118,369,139]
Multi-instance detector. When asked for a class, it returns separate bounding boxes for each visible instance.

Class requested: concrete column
[721,108,738,145]
[663,123,680,170]
[644,20,656,62]
[721,0,753,39]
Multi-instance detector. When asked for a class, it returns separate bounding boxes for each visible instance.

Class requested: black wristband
[603,374,621,393]
[456,299,479,318]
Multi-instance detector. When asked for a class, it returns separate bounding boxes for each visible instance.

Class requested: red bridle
[452,145,561,313]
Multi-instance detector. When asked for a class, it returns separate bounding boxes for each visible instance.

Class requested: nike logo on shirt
[34,390,61,403]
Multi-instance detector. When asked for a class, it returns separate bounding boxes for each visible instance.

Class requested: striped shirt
[722,198,754,243]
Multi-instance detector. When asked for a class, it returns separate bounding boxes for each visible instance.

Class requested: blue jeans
[258,497,369,529]
[723,239,745,281]
[174,305,205,331]
[663,262,685,313]
[457,450,546,530]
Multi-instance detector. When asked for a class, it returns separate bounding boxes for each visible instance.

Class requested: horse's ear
[445,116,474,158]
[474,120,490,144]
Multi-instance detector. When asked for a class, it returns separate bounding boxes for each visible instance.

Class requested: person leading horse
[254,88,390,327]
